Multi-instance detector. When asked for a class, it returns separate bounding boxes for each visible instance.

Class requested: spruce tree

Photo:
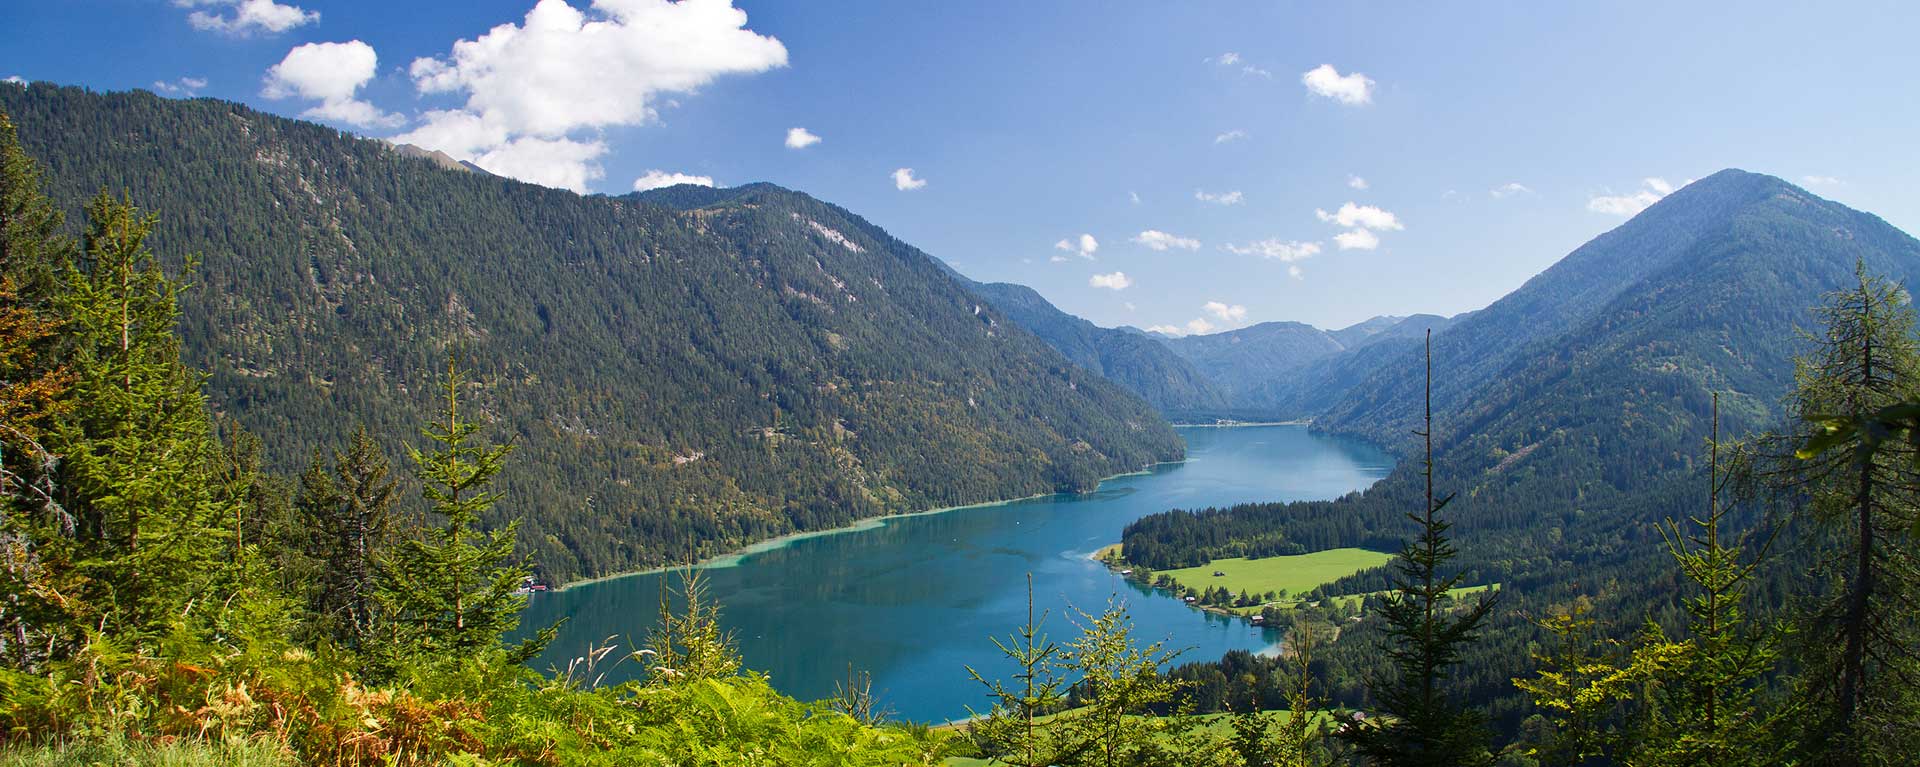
[379,356,530,659]
[1061,597,1186,767]
[40,192,231,651]
[1636,392,1786,765]
[967,573,1074,767]
[297,426,397,653]
[1338,330,1496,767]
[1777,265,1920,764]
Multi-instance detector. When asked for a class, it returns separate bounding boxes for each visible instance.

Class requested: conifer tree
[380,356,530,659]
[1778,265,1920,764]
[297,426,397,653]
[644,568,740,683]
[1061,597,1186,767]
[1635,393,1786,765]
[40,192,231,651]
[1338,330,1496,767]
[967,573,1074,767]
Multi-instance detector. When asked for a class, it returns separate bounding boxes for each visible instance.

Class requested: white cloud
[1348,175,1368,190]
[1185,317,1216,335]
[1286,264,1303,279]
[394,0,787,192]
[1334,229,1380,250]
[2,76,23,86]
[151,76,209,96]
[1195,189,1244,206]
[1242,65,1273,79]
[1301,64,1374,105]
[1490,182,1533,199]
[892,167,927,191]
[1053,233,1098,261]
[1314,202,1403,231]
[785,126,821,149]
[1145,324,1183,336]
[1802,175,1842,186]
[178,0,318,36]
[1129,191,1141,205]
[1090,271,1133,290]
[1132,230,1200,251]
[475,136,607,192]
[1223,239,1321,262]
[1204,301,1247,323]
[632,169,715,192]
[1214,129,1248,144]
[1587,177,1674,216]
[262,41,404,129]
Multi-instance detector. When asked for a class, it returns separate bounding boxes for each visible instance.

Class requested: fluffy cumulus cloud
[262,41,404,128]
[632,169,715,191]
[1052,234,1098,262]
[1224,238,1321,262]
[1314,202,1403,231]
[892,167,926,190]
[1214,129,1247,144]
[1185,318,1216,335]
[1301,64,1374,105]
[785,126,821,149]
[1195,189,1244,206]
[1587,177,1675,216]
[1490,182,1533,198]
[1334,229,1381,250]
[177,0,318,35]
[152,76,209,96]
[1348,175,1368,190]
[1204,301,1247,324]
[1132,230,1200,251]
[1090,271,1132,290]
[393,0,788,192]
[2,76,24,86]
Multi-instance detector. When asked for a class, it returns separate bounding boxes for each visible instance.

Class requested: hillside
[963,281,1229,413]
[0,84,1184,583]
[1120,170,1920,724]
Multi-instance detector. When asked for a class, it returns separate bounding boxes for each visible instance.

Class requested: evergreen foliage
[1337,331,1497,766]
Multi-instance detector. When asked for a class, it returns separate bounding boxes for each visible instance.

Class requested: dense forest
[0,83,1183,584]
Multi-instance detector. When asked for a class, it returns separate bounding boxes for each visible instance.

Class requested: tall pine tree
[379,356,531,660]
[1338,329,1497,767]
[1777,265,1920,764]
[297,425,397,654]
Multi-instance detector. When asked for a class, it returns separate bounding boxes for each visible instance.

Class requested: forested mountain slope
[963,280,1229,413]
[1121,170,1920,724]
[0,83,1183,583]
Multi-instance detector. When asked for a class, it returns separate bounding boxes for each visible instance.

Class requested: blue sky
[4,1,1918,333]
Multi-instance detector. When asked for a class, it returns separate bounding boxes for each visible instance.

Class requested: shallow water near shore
[517,424,1392,723]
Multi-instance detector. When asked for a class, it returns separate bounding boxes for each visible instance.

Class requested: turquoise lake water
[517,424,1392,723]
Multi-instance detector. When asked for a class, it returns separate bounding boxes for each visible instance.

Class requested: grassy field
[1159,548,1394,600]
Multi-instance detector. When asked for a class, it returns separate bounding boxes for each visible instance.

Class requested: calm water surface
[518,424,1391,722]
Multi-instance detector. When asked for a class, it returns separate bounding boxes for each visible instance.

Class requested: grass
[1158,548,1395,601]
[940,710,1337,765]
[0,735,293,767]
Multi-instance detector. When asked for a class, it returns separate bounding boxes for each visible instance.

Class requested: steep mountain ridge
[0,84,1184,582]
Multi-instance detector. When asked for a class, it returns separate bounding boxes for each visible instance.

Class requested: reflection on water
[517,425,1391,722]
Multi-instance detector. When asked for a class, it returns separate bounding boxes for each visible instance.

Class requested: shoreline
[556,455,1196,592]
[1168,419,1311,428]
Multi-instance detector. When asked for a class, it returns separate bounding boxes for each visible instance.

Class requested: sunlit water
[517,424,1391,722]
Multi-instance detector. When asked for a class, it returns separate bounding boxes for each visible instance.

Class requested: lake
[517,424,1393,723]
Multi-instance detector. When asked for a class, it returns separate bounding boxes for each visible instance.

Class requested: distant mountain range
[0,84,1183,583]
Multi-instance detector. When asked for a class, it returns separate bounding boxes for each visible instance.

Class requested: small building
[1213,571,1225,577]
[1184,596,1197,603]
[1119,569,1133,575]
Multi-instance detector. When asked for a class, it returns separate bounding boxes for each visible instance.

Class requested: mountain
[1326,315,1406,348]
[1120,169,1920,726]
[389,142,491,175]
[963,281,1229,413]
[0,84,1184,583]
